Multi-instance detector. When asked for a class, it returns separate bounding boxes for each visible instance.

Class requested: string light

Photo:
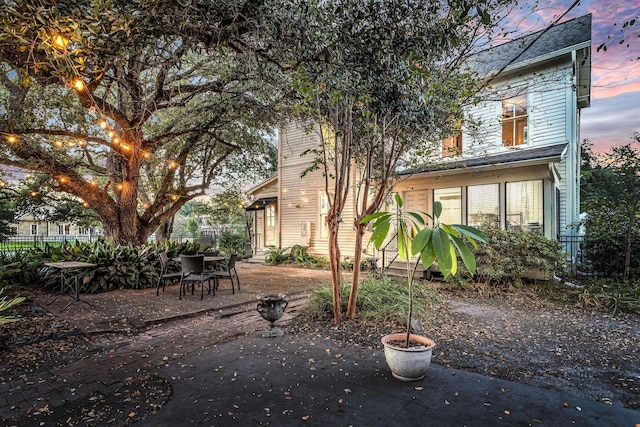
[58,176,67,183]
[116,183,123,191]
[98,119,108,129]
[72,78,85,91]
[52,34,69,49]
[82,201,89,207]
[168,161,177,169]
[30,191,37,197]
[170,194,178,201]
[6,135,17,143]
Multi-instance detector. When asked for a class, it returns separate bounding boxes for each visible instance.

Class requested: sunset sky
[517,0,640,153]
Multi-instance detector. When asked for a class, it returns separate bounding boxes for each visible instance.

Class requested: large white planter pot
[381,333,436,381]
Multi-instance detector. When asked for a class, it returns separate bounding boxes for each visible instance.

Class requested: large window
[433,187,461,224]
[506,180,543,233]
[467,184,500,227]
[502,93,528,146]
[58,224,70,235]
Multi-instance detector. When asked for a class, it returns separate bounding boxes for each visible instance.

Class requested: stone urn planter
[256,293,288,338]
[381,333,436,381]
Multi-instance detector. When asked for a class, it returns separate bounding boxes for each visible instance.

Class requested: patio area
[33,262,333,335]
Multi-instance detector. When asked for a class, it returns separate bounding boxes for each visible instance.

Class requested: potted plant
[361,194,486,381]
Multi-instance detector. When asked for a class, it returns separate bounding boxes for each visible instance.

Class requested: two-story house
[247,14,591,263]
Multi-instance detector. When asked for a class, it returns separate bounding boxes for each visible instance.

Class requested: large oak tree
[0,1,281,244]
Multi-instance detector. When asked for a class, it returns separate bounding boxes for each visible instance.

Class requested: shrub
[217,231,247,255]
[264,246,290,265]
[303,276,432,324]
[3,239,201,294]
[471,225,566,285]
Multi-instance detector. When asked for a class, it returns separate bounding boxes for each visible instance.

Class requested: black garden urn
[256,293,288,338]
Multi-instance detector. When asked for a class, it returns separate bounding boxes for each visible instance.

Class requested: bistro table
[173,256,224,268]
[44,261,97,312]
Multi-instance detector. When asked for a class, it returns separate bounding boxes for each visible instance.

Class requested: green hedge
[469,225,567,285]
[0,239,202,293]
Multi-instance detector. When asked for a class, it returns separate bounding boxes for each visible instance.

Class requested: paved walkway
[1,263,639,426]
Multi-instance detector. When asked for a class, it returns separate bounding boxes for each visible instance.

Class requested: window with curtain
[506,180,543,233]
[433,187,462,224]
[467,184,500,226]
[502,93,528,146]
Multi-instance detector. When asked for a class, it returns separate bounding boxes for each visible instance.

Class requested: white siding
[278,122,360,258]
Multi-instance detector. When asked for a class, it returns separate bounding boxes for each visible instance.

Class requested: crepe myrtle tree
[0,1,282,244]
[290,0,512,322]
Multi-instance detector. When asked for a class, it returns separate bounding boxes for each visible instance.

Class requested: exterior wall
[436,55,580,236]
[460,58,574,158]
[278,122,362,259]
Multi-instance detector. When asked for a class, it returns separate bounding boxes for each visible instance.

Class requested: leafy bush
[264,246,290,265]
[0,287,26,324]
[3,239,201,294]
[470,225,566,285]
[303,276,432,324]
[573,277,640,316]
[217,231,247,255]
[264,245,328,268]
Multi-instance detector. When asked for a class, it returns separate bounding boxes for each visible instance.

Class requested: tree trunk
[328,227,342,323]
[155,216,174,241]
[346,223,366,319]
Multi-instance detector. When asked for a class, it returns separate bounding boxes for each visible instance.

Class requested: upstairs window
[442,133,462,157]
[502,93,528,146]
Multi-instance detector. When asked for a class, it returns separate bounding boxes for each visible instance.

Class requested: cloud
[581,91,640,152]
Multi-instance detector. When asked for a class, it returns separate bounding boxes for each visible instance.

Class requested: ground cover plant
[1,239,201,294]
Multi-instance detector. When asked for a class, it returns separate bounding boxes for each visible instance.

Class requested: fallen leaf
[414,387,424,391]
[504,410,510,415]
[302,415,310,420]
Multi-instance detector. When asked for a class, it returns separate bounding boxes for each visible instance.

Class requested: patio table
[44,261,97,312]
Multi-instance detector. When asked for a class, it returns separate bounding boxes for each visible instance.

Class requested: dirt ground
[288,289,640,410]
[2,265,639,413]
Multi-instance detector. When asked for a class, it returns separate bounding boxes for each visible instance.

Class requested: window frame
[502,92,528,147]
[505,179,544,233]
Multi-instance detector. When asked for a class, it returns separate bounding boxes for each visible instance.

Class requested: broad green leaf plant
[361,194,486,347]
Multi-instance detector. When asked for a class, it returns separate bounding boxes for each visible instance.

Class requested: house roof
[399,143,568,176]
[472,14,592,76]
[245,197,277,211]
[246,174,278,195]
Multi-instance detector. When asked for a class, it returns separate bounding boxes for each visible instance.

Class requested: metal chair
[179,254,217,300]
[211,254,240,295]
[156,251,183,296]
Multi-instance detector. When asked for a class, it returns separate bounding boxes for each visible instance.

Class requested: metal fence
[557,234,640,281]
[0,234,96,252]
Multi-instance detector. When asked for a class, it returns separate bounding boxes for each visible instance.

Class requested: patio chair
[156,251,183,296]
[179,254,217,300]
[198,249,220,257]
[211,254,240,295]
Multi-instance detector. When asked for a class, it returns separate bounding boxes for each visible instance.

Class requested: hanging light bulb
[107,130,115,138]
[6,135,17,143]
[54,140,63,147]
[170,194,178,201]
[53,34,69,49]
[30,191,37,197]
[168,161,177,169]
[72,78,85,91]
[98,119,108,129]
[82,201,89,207]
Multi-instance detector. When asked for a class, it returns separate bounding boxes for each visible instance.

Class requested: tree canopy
[0,1,282,244]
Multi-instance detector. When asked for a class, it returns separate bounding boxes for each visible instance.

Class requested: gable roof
[473,14,592,76]
[399,143,567,177]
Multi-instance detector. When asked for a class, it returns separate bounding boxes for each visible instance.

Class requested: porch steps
[382,260,439,281]
[246,251,267,264]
